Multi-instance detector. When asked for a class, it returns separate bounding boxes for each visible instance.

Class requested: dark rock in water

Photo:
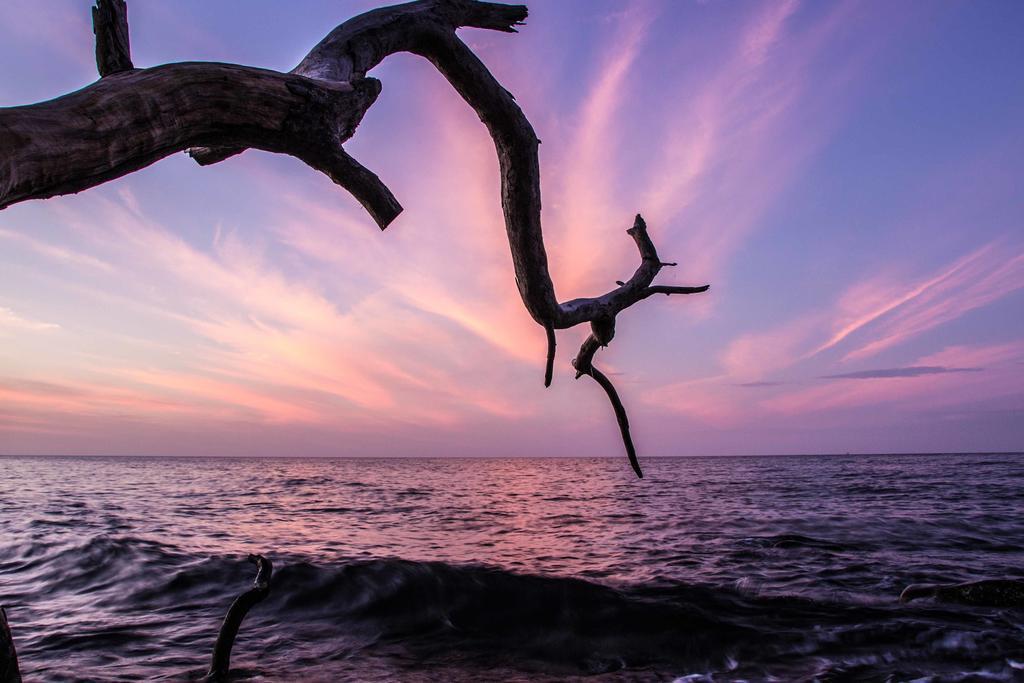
[900,580,1024,607]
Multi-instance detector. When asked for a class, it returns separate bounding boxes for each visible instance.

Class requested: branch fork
[560,215,708,478]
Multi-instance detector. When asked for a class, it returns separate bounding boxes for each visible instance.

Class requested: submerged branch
[0,607,20,683]
[206,554,274,682]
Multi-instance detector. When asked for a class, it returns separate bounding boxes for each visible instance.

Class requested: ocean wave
[4,535,1023,681]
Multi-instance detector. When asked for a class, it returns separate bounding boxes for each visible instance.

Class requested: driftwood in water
[0,557,273,682]
[206,554,274,682]
[0,0,711,476]
[900,579,1024,607]
[0,607,21,683]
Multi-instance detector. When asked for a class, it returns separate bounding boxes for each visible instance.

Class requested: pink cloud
[546,9,653,295]
[719,314,821,381]
[0,306,60,333]
[812,243,1024,360]
[632,0,869,283]
[770,342,1024,416]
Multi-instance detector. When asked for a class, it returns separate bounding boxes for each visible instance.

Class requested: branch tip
[544,323,556,387]
[588,364,643,479]
[645,284,710,298]
[206,554,273,682]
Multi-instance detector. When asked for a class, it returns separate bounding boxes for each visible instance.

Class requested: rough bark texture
[92,0,133,76]
[206,555,273,682]
[0,608,20,683]
[0,0,711,476]
[0,64,382,219]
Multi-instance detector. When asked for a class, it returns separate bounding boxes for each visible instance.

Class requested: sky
[0,0,1022,458]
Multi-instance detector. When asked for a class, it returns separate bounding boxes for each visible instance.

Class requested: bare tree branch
[558,216,707,476]
[206,554,273,683]
[645,284,710,297]
[92,0,133,77]
[0,66,382,215]
[555,215,707,327]
[0,0,711,476]
[544,322,556,388]
[571,332,642,478]
[588,365,642,479]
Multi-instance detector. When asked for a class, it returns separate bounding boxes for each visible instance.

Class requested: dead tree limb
[568,216,708,477]
[0,0,710,476]
[206,554,273,683]
[544,322,556,388]
[92,0,132,76]
[0,607,21,683]
[0,63,385,223]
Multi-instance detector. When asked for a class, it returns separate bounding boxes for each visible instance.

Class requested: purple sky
[1,0,1022,457]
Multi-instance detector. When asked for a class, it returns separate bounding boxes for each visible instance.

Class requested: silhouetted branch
[588,365,642,479]
[192,0,529,231]
[558,215,707,476]
[645,284,710,297]
[92,0,133,76]
[544,322,556,387]
[572,330,642,478]
[0,0,712,476]
[0,65,383,216]
[287,142,403,230]
[0,607,21,683]
[555,215,708,327]
[0,0,526,230]
[206,554,273,683]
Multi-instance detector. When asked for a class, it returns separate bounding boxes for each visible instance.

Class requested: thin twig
[544,322,556,387]
[645,284,710,297]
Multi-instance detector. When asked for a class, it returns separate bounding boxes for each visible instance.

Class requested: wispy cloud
[822,366,982,380]
[0,228,112,272]
[770,342,1024,416]
[0,306,59,332]
[702,239,1024,389]
[4,146,546,435]
[814,243,1024,361]
[631,0,872,283]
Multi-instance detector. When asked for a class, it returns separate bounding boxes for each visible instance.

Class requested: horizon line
[1,451,1021,460]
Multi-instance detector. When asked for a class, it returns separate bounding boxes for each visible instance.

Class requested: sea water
[2,453,1023,680]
